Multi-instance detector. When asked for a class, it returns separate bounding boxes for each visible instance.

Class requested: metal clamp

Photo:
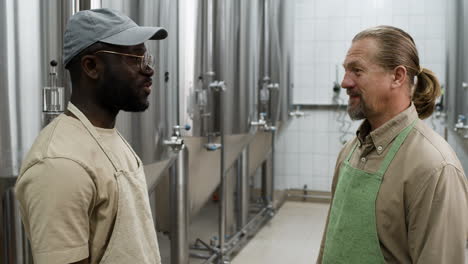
[454,115,468,139]
[289,106,305,118]
[209,80,226,92]
[164,125,191,151]
[251,113,276,132]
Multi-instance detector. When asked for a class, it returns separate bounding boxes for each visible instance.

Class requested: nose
[341,72,354,90]
[142,66,154,77]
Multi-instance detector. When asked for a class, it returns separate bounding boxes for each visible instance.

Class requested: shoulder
[16,157,97,201]
[401,120,466,205]
[20,114,112,177]
[407,120,464,172]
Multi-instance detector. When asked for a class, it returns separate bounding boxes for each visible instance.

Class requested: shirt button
[377,146,383,151]
[361,157,366,162]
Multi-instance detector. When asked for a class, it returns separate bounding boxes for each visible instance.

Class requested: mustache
[347,91,361,96]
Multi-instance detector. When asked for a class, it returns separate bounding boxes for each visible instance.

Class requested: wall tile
[329,18,347,41]
[408,16,426,39]
[392,0,410,16]
[424,39,445,64]
[392,15,410,31]
[425,15,445,39]
[344,17,362,40]
[315,18,331,41]
[408,0,426,16]
[425,0,446,15]
[345,0,364,17]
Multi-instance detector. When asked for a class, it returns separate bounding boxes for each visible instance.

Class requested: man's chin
[122,102,150,112]
[347,106,365,120]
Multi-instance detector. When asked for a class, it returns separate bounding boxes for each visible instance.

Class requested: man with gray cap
[15,8,167,264]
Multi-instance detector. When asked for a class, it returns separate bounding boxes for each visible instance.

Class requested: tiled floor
[232,201,330,264]
[232,201,468,264]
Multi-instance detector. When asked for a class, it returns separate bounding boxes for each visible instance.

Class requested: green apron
[322,121,416,264]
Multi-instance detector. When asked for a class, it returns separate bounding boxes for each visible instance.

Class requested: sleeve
[407,164,468,264]
[15,158,96,264]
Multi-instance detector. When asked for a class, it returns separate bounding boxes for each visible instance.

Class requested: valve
[251,113,276,132]
[164,125,191,151]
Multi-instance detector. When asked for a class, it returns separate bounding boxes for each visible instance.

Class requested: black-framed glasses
[94,50,154,72]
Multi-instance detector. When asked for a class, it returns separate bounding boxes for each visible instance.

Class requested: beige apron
[68,103,161,264]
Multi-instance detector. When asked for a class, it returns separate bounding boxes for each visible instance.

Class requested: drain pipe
[236,148,249,230]
[164,125,190,264]
[209,81,227,264]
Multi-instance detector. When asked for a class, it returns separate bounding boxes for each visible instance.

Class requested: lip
[143,81,152,94]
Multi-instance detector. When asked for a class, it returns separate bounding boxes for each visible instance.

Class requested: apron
[67,103,161,264]
[323,121,416,264]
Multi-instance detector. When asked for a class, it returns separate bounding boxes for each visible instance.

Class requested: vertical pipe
[263,0,270,81]
[261,136,275,207]
[2,183,32,264]
[218,88,226,263]
[261,160,269,205]
[270,130,275,205]
[206,0,214,76]
[236,148,249,230]
[170,147,189,264]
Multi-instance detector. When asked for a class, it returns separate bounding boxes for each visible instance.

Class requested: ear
[391,65,407,89]
[80,55,101,80]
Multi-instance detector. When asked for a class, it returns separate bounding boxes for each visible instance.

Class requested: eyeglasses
[94,50,154,72]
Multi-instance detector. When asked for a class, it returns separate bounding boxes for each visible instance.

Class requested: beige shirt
[15,114,138,264]
[318,104,468,264]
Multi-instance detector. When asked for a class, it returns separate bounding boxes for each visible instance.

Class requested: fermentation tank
[0,1,99,263]
[101,0,179,189]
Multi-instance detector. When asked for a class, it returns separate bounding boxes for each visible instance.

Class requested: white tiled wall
[277,0,450,192]
[293,0,447,105]
[275,109,360,191]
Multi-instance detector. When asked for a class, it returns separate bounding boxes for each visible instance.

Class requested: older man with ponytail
[318,26,468,264]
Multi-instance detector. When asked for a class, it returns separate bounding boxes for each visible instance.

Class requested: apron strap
[345,143,359,162]
[67,102,121,172]
[377,120,417,175]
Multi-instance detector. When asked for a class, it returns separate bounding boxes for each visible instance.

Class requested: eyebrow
[343,60,363,69]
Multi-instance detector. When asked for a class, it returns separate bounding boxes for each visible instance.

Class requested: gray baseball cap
[63,8,167,66]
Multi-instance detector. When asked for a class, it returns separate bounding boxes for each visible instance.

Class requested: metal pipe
[205,0,214,76]
[218,85,226,263]
[170,146,189,264]
[200,205,273,264]
[270,130,276,205]
[263,0,270,81]
[236,148,249,230]
[2,183,32,264]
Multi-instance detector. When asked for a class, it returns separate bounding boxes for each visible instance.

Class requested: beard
[97,68,150,113]
[347,95,367,120]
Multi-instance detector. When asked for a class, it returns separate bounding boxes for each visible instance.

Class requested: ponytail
[412,68,441,119]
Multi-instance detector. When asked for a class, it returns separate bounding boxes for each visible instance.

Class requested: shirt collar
[356,103,419,154]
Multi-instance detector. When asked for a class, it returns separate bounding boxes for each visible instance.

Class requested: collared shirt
[318,104,468,264]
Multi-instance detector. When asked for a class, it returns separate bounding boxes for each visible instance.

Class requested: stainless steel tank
[179,0,259,137]
[153,0,265,233]
[261,0,294,128]
[1,1,98,263]
[1,1,47,262]
[101,0,179,188]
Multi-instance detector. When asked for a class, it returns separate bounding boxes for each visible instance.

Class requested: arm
[15,158,96,264]
[407,164,468,264]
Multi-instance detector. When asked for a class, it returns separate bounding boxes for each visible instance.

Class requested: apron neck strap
[377,120,417,175]
[67,102,121,172]
[345,143,359,162]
